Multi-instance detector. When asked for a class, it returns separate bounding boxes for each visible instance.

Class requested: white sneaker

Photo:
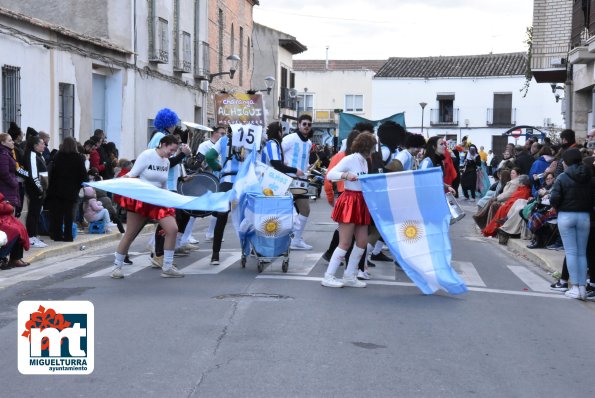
[111,267,124,279]
[204,234,214,242]
[321,274,344,288]
[30,237,48,248]
[564,285,584,300]
[357,270,371,280]
[290,238,313,250]
[187,236,200,245]
[342,275,367,288]
[106,222,117,228]
[161,266,184,278]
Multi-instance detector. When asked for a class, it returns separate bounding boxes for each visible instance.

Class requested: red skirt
[116,196,175,220]
[331,190,371,225]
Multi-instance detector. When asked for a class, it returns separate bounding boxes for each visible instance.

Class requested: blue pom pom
[154,108,179,131]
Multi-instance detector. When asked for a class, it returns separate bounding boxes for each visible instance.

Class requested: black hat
[26,127,38,138]
[7,122,22,140]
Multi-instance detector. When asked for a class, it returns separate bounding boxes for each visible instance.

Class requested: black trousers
[48,200,76,241]
[25,190,43,237]
[212,182,234,255]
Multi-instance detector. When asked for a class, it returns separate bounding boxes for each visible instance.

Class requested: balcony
[530,45,569,83]
[430,108,459,126]
[279,87,297,110]
[193,41,210,79]
[298,109,340,125]
[487,108,516,127]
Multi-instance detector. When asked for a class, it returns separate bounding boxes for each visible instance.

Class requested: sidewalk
[506,237,565,276]
[23,224,156,263]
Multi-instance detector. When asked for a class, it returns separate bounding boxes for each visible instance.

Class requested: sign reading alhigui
[215,93,265,127]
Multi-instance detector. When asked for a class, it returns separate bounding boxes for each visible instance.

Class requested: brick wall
[207,0,256,122]
[531,0,572,70]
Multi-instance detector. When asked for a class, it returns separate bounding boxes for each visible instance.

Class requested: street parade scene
[0,1,594,397]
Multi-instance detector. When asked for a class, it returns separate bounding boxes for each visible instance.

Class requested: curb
[505,237,564,275]
[23,224,156,263]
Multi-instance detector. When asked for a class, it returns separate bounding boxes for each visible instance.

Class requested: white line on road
[507,265,552,292]
[182,252,241,274]
[255,275,567,299]
[84,255,153,278]
[453,260,486,287]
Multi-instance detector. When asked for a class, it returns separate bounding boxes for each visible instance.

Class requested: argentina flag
[359,169,468,295]
[240,194,293,257]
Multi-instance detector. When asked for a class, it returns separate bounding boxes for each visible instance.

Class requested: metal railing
[430,108,459,125]
[487,108,516,127]
[297,109,340,124]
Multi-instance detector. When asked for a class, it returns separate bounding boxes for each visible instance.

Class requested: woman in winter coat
[44,137,88,242]
[0,193,30,269]
[550,148,594,300]
[0,133,20,209]
[528,145,556,196]
[23,134,48,248]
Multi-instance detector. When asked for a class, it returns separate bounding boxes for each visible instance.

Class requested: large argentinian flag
[239,193,293,257]
[85,178,232,212]
[359,169,467,295]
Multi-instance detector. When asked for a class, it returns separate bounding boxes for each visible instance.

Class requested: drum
[288,178,309,195]
[177,172,220,217]
[446,193,466,224]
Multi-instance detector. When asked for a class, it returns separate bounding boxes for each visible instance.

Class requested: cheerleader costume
[325,153,370,225]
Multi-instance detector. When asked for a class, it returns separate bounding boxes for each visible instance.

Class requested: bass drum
[177,172,220,217]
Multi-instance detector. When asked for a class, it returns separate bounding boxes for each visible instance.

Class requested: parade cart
[240,193,293,273]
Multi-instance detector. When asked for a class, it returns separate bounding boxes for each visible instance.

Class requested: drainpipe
[325,46,329,70]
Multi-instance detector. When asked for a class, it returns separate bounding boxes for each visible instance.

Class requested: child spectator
[82,186,116,232]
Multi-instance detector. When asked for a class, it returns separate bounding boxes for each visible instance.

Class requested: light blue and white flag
[84,178,232,212]
[359,168,468,295]
[229,148,263,253]
[239,193,293,257]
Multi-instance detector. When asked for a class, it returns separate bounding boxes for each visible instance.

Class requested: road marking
[260,252,321,275]
[255,275,567,299]
[0,256,97,288]
[182,252,241,274]
[507,265,552,292]
[84,254,153,278]
[453,261,486,287]
[464,237,487,243]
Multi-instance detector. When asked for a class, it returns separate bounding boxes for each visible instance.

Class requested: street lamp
[419,102,427,137]
[197,54,240,83]
[247,76,276,95]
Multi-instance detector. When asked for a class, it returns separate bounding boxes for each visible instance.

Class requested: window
[298,94,314,113]
[345,95,363,113]
[239,26,244,86]
[436,94,454,123]
[230,24,235,55]
[1,65,21,132]
[181,31,192,72]
[59,83,75,142]
[218,9,224,72]
[493,93,513,125]
[147,119,155,143]
[148,17,169,63]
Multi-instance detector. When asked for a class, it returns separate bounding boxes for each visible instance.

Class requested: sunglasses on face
[301,122,312,127]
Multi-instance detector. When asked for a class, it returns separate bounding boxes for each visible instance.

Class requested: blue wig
[153,108,179,131]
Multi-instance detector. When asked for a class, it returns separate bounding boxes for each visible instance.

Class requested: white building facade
[372,53,564,153]
[0,0,210,159]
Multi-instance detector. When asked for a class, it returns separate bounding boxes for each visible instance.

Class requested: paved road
[0,198,594,397]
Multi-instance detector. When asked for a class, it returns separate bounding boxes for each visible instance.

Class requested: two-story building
[0,0,218,158]
[293,59,385,144]
[372,52,564,154]
[252,23,307,125]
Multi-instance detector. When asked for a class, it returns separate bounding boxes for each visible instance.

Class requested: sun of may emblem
[399,221,424,243]
[261,216,281,237]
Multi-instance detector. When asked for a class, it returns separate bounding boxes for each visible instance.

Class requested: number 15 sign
[231,123,262,150]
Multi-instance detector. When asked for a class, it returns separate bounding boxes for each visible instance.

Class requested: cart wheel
[282,260,289,273]
[241,255,246,268]
[257,261,264,273]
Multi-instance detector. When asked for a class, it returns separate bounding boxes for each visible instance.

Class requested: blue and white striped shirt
[281,133,311,176]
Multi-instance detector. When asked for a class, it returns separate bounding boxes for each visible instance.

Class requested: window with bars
[1,65,21,132]
[345,95,363,113]
[59,83,75,142]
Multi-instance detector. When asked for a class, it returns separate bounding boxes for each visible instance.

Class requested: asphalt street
[0,197,594,398]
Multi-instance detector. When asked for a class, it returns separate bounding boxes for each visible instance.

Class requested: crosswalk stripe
[507,265,552,292]
[182,252,241,274]
[84,254,152,278]
[254,275,566,299]
[260,252,321,275]
[453,260,487,287]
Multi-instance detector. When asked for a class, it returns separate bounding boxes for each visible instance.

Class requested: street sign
[511,129,522,138]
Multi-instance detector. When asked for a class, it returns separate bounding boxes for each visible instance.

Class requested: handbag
[521,200,537,221]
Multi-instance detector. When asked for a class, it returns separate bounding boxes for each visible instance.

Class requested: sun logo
[399,221,423,243]
[260,216,281,237]
[262,188,274,196]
